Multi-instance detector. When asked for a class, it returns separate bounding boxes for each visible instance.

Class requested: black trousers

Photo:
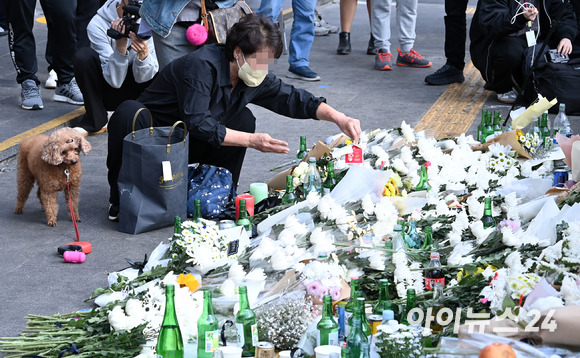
[73,47,154,133]
[444,0,469,70]
[488,36,529,93]
[3,0,78,85]
[107,100,256,205]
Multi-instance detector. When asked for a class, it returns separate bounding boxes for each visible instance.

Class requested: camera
[546,49,569,64]
[107,0,150,40]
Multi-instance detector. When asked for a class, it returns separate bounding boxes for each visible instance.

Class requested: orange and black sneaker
[375,49,393,71]
[396,48,432,68]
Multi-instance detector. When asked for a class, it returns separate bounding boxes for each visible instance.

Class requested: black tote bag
[118,108,189,234]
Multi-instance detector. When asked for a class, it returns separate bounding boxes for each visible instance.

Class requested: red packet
[345,145,363,166]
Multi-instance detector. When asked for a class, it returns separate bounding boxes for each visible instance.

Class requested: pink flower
[499,219,521,232]
[306,280,328,300]
[328,286,342,301]
[480,297,489,304]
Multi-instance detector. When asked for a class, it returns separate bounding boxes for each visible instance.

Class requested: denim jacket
[141,0,236,38]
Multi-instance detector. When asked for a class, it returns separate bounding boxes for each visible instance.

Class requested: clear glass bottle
[197,290,219,358]
[358,341,370,358]
[236,286,258,356]
[392,219,407,252]
[322,161,337,196]
[304,157,322,196]
[373,279,391,315]
[405,219,421,249]
[281,175,297,204]
[481,197,495,229]
[430,282,447,334]
[235,199,252,233]
[553,103,572,142]
[296,136,308,164]
[317,294,339,346]
[192,199,202,223]
[528,117,541,137]
[156,284,184,358]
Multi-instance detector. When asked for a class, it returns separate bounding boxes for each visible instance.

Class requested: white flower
[220,278,236,297]
[270,250,291,271]
[469,220,494,245]
[284,215,308,236]
[361,194,375,216]
[292,162,308,178]
[520,161,532,177]
[505,251,525,275]
[528,296,564,313]
[125,298,146,319]
[561,276,580,305]
[228,262,247,284]
[392,158,409,175]
[501,226,522,247]
[448,242,474,266]
[401,121,416,142]
[278,228,297,246]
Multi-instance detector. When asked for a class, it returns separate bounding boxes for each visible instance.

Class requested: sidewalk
[0,0,578,347]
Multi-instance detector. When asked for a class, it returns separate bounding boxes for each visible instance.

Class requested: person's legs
[42,0,77,85]
[73,47,108,133]
[396,0,417,53]
[288,0,316,68]
[257,0,283,22]
[107,100,150,206]
[372,0,393,70]
[337,0,357,54]
[152,24,199,70]
[488,36,527,93]
[4,0,39,84]
[75,0,99,49]
[188,108,256,188]
[444,0,469,70]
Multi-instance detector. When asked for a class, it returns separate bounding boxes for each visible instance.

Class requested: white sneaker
[497,89,518,104]
[45,69,57,89]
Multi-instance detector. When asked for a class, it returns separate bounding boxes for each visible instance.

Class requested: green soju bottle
[482,112,494,143]
[481,197,495,229]
[235,199,252,233]
[373,279,391,315]
[344,277,360,336]
[405,219,421,249]
[401,288,417,326]
[296,136,308,164]
[197,290,219,358]
[317,294,339,346]
[172,216,182,241]
[236,286,258,356]
[477,109,486,142]
[192,199,202,223]
[540,112,552,150]
[346,309,367,358]
[359,341,370,358]
[322,161,337,196]
[281,175,297,204]
[415,165,431,191]
[341,346,350,358]
[156,284,184,358]
[493,110,503,136]
[421,226,433,250]
[356,297,371,337]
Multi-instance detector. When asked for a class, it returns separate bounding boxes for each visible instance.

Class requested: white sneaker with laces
[497,89,518,104]
[45,70,57,89]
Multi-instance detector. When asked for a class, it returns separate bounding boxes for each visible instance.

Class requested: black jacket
[470,0,578,81]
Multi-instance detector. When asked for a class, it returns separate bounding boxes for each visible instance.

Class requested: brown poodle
[14,127,92,226]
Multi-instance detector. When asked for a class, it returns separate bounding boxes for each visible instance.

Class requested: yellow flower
[177,273,200,292]
[345,139,353,145]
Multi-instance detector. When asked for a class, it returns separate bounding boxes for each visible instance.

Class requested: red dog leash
[63,169,92,254]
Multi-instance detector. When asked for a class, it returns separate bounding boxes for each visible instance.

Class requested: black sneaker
[108,204,120,221]
[424,64,465,85]
[287,65,321,81]
[396,48,432,68]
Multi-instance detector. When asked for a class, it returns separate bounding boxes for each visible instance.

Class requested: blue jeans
[258,0,316,68]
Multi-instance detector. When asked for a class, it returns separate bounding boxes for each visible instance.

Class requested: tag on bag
[162,161,173,182]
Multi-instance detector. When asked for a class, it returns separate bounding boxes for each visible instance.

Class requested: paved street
[0,0,578,350]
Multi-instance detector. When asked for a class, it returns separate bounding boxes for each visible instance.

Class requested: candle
[235,194,254,220]
[249,183,269,204]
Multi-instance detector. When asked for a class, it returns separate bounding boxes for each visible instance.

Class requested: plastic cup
[218,346,242,358]
[235,194,254,220]
[249,182,269,204]
[314,345,341,358]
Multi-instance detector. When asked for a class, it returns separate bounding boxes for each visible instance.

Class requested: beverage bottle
[359,341,370,358]
[481,197,495,229]
[493,110,502,136]
[197,290,219,358]
[296,136,308,164]
[322,161,337,196]
[344,278,360,337]
[355,297,371,337]
[553,103,572,142]
[528,117,541,138]
[304,157,322,196]
[405,219,421,249]
[380,309,395,325]
[373,279,392,315]
[156,284,184,358]
[235,200,252,233]
[346,311,367,358]
[482,112,494,143]
[236,286,259,356]
[392,218,407,252]
[281,175,297,204]
[172,216,182,241]
[384,241,393,262]
[415,165,431,191]
[401,289,417,326]
[540,112,552,150]
[317,294,339,346]
[477,109,487,142]
[421,226,433,250]
[192,199,202,223]
[341,346,350,358]
[425,251,445,290]
[430,282,447,334]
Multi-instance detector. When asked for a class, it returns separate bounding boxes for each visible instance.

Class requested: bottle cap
[382,309,394,321]
[308,157,316,163]
[430,251,440,259]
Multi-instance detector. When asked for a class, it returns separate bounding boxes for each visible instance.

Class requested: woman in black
[106,13,361,220]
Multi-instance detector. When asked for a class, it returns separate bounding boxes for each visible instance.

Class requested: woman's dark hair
[225,13,283,61]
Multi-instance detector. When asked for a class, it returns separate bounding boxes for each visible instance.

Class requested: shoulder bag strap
[201,0,210,32]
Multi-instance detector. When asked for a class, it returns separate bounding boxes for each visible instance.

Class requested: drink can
[255,342,274,358]
[219,220,236,230]
[553,169,568,188]
[368,314,383,336]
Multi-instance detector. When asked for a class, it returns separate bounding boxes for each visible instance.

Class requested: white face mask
[236,54,268,87]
